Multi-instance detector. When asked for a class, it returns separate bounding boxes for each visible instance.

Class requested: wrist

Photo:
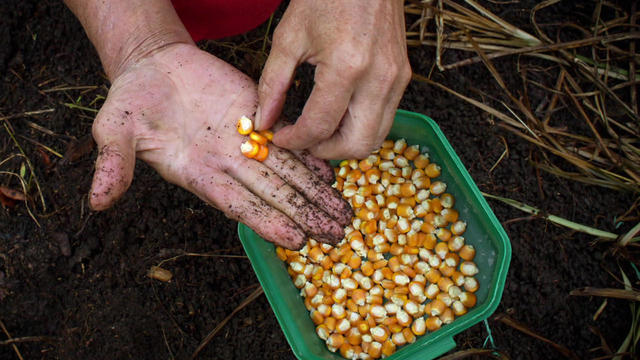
[64,0,194,80]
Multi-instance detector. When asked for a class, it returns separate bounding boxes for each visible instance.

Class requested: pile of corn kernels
[276,138,479,359]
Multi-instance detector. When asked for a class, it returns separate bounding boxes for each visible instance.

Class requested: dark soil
[1,1,637,359]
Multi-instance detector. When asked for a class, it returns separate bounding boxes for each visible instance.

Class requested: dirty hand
[89,43,351,249]
[255,0,411,159]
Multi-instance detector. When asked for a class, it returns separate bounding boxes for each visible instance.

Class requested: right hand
[89,43,352,249]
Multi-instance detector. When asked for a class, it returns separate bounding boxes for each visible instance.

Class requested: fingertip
[88,145,134,211]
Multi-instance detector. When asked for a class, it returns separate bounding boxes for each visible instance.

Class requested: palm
[90,44,350,248]
[98,44,256,191]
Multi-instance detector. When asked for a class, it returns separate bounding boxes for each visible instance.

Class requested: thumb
[255,41,299,131]
[88,106,137,211]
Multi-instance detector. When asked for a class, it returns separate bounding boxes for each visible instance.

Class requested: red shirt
[171,0,282,41]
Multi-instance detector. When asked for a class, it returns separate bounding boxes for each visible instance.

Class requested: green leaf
[19,162,26,179]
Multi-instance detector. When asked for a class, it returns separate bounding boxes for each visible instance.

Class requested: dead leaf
[0,186,26,201]
[147,266,173,282]
[63,134,95,163]
[0,192,16,208]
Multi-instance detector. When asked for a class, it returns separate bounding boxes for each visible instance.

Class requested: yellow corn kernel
[249,131,268,145]
[361,261,374,276]
[425,316,443,331]
[310,310,325,325]
[440,307,455,325]
[435,228,452,242]
[327,333,345,351]
[393,138,407,154]
[373,259,388,270]
[366,341,382,358]
[346,299,359,313]
[305,282,319,297]
[402,327,416,344]
[361,220,377,235]
[436,292,453,307]
[335,317,351,334]
[452,300,467,316]
[464,277,479,293]
[391,332,406,346]
[441,208,459,223]
[393,273,410,286]
[381,339,396,357]
[316,324,331,341]
[275,246,287,261]
[439,264,455,278]
[356,319,370,334]
[396,203,414,219]
[347,169,363,184]
[339,343,355,359]
[426,268,442,284]
[237,115,253,135]
[411,317,426,336]
[459,244,476,261]
[430,181,447,195]
[460,261,479,276]
[451,220,467,236]
[370,326,389,343]
[437,277,454,293]
[413,153,430,169]
[308,246,325,263]
[448,236,465,252]
[393,155,409,168]
[425,163,441,178]
[403,144,420,160]
[435,241,449,259]
[451,271,465,287]
[460,291,477,308]
[240,139,260,158]
[440,193,455,208]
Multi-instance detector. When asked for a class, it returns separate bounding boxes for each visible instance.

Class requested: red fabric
[171,0,282,41]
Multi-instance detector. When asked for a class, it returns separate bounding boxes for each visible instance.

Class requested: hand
[89,43,351,249]
[255,0,411,159]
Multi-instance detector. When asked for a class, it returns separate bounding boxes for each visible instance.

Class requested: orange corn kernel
[254,144,269,162]
[240,140,260,158]
[249,131,268,145]
[425,316,443,331]
[403,144,420,160]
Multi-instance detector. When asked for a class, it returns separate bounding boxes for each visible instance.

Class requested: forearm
[64,0,193,80]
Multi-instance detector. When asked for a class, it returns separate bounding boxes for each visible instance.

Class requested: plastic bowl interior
[238,109,511,360]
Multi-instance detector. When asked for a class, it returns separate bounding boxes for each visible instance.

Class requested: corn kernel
[237,115,253,135]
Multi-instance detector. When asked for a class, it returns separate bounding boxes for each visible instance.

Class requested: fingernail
[254,106,262,130]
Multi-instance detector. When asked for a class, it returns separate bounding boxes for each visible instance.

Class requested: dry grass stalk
[406,0,640,195]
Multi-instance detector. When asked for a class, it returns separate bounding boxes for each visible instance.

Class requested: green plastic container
[238,109,511,360]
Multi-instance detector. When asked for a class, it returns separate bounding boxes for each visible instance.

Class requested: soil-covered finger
[89,144,135,211]
[187,173,307,250]
[226,157,345,244]
[271,120,335,183]
[263,146,352,227]
[291,149,335,184]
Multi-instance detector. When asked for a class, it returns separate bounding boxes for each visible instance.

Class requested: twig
[191,286,264,359]
[494,313,579,360]
[482,192,632,240]
[0,319,24,360]
[0,108,55,122]
[571,287,640,301]
[0,336,59,346]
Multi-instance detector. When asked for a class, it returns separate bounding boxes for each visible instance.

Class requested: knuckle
[310,122,336,140]
[334,47,369,79]
[399,60,412,86]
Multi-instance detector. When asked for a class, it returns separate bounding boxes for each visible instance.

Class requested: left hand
[254,0,411,160]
